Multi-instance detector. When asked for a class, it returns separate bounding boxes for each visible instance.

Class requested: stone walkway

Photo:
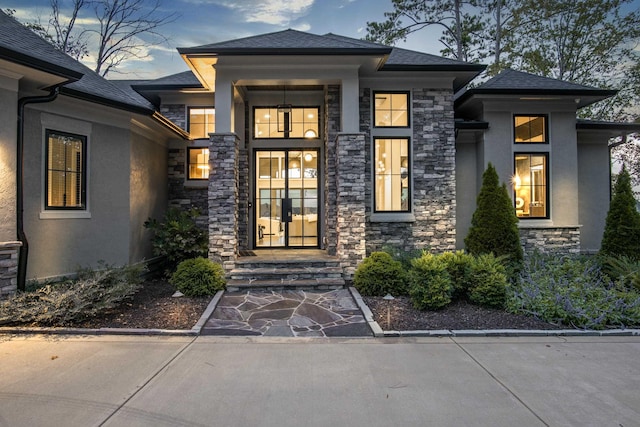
[201,289,372,337]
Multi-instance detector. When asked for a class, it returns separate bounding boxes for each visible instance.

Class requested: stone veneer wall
[324,85,341,255]
[208,133,239,267]
[237,105,250,251]
[363,88,457,254]
[167,147,208,229]
[335,133,367,278]
[160,104,186,130]
[520,227,581,254]
[0,241,21,297]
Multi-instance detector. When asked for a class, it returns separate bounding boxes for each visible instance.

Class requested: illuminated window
[254,107,319,139]
[45,130,86,210]
[188,107,215,139]
[514,153,548,218]
[188,147,209,180]
[514,115,548,143]
[374,92,409,127]
[374,138,410,212]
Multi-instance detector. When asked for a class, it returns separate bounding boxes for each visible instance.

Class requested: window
[514,153,548,218]
[374,92,409,127]
[374,138,410,212]
[45,130,86,210]
[514,115,548,143]
[188,107,215,139]
[254,107,319,139]
[188,147,209,180]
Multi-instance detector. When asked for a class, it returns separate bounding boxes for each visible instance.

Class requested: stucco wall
[455,134,478,249]
[22,106,131,279]
[0,79,18,242]
[129,130,168,263]
[578,133,611,252]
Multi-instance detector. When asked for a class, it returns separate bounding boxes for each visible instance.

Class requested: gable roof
[456,68,617,108]
[0,10,155,114]
[178,29,392,56]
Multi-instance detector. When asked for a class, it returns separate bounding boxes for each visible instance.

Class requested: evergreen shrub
[169,257,226,297]
[408,253,453,310]
[467,254,508,308]
[353,252,407,296]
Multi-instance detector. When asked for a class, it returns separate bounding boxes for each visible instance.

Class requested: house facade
[1,15,638,294]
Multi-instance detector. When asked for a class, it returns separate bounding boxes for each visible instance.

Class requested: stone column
[336,133,366,279]
[208,133,239,269]
[0,241,22,297]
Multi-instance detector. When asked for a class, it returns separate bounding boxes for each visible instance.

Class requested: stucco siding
[22,108,131,279]
[455,137,477,249]
[129,131,168,263]
[0,82,18,242]
[578,134,610,252]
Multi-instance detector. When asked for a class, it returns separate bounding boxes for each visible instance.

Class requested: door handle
[281,198,292,222]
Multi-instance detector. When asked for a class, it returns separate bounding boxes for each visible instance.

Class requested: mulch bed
[69,278,211,330]
[363,296,563,331]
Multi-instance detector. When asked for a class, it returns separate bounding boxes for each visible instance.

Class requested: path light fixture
[383,293,395,330]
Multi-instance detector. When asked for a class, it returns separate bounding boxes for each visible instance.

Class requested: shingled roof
[456,69,617,108]
[0,10,155,114]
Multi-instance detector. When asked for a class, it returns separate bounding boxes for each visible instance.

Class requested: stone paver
[202,289,372,337]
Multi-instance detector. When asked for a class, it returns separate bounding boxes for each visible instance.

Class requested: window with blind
[45,130,86,210]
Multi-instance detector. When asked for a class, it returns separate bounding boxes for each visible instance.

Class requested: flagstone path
[201,289,372,337]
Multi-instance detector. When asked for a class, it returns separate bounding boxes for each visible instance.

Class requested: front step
[226,257,346,291]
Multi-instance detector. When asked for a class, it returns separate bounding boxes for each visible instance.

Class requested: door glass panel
[255,149,319,248]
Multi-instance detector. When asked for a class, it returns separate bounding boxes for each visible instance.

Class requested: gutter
[16,87,61,291]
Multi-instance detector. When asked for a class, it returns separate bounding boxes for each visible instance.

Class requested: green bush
[169,257,226,297]
[0,263,144,326]
[438,250,475,299]
[467,254,508,308]
[600,165,640,260]
[144,207,208,271]
[408,253,453,310]
[381,244,424,271]
[354,252,407,296]
[601,255,640,291]
[507,252,640,329]
[465,163,523,263]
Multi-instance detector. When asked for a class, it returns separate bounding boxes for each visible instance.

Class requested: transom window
[188,107,215,139]
[514,153,548,218]
[514,115,548,143]
[254,107,320,139]
[374,138,410,212]
[374,92,409,127]
[45,129,86,210]
[187,147,209,180]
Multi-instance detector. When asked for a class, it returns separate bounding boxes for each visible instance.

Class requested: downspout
[16,87,61,291]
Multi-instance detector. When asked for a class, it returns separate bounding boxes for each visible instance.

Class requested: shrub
[354,252,407,296]
[381,244,424,271]
[600,165,640,260]
[144,207,208,271]
[467,254,508,309]
[169,257,226,297]
[601,255,640,292]
[507,252,640,329]
[408,253,453,310]
[0,263,144,326]
[464,163,523,263]
[438,250,475,299]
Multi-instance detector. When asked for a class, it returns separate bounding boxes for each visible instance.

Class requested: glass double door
[255,149,319,248]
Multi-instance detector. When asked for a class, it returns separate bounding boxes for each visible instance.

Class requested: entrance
[255,149,319,248]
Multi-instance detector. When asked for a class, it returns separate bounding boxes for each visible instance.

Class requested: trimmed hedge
[354,252,407,296]
[169,257,226,297]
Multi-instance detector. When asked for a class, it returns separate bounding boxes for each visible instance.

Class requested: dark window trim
[373,90,411,129]
[186,146,209,181]
[373,136,412,213]
[513,152,550,220]
[44,129,87,210]
[513,114,549,144]
[187,106,215,140]
[252,106,321,140]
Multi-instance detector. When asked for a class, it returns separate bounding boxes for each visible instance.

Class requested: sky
[3,0,444,79]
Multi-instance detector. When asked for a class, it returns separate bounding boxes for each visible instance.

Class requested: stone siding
[520,227,581,254]
[324,85,341,255]
[0,241,21,297]
[208,133,239,267]
[160,104,186,130]
[364,88,457,254]
[167,147,208,228]
[335,133,367,278]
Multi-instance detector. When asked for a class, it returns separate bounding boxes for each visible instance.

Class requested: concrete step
[234,259,341,270]
[226,278,345,292]
[229,266,344,280]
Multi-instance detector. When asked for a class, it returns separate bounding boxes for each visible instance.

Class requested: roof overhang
[577,119,640,138]
[456,88,618,110]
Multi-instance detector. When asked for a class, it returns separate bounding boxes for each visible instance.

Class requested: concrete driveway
[0,335,638,426]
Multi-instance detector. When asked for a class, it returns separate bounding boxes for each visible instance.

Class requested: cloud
[193,0,315,26]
